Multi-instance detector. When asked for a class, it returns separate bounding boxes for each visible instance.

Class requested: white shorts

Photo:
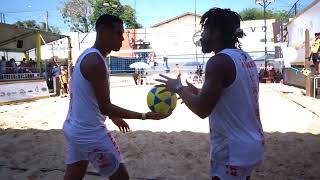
[64,131,124,177]
[209,161,254,180]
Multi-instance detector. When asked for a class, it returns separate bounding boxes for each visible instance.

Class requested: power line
[1,9,58,14]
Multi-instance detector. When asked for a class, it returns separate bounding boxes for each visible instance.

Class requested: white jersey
[209,48,264,167]
[63,48,109,146]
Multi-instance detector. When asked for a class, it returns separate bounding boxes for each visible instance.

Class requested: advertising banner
[0,80,50,104]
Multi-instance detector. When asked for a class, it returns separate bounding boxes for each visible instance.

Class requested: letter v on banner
[250,27,256,32]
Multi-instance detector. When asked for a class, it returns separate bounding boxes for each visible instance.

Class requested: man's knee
[64,160,89,180]
[212,176,221,180]
[109,163,129,180]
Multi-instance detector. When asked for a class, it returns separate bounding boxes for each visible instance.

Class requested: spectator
[132,72,139,85]
[310,32,320,75]
[174,64,181,78]
[196,65,203,83]
[59,66,69,97]
[9,58,17,74]
[19,58,27,73]
[30,59,37,73]
[269,68,276,83]
[52,65,61,77]
[0,56,6,75]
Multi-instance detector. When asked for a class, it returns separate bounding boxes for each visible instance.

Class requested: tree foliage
[13,20,61,33]
[60,0,141,32]
[60,0,94,33]
[239,8,292,22]
[89,0,141,29]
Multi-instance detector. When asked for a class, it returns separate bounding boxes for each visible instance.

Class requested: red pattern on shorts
[90,149,111,168]
[225,165,238,176]
[107,132,121,155]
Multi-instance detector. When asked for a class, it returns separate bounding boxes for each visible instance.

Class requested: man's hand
[178,80,199,104]
[185,80,199,95]
[146,111,172,120]
[111,117,130,133]
[155,74,182,93]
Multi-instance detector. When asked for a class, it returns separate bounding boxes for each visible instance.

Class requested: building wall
[240,19,276,53]
[38,15,277,64]
[287,1,320,62]
[152,15,201,29]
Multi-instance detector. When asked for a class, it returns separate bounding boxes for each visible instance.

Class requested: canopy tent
[0,23,68,52]
[0,23,72,77]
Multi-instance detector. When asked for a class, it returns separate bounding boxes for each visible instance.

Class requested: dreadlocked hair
[200,8,245,49]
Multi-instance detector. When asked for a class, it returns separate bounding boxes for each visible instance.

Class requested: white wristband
[141,113,146,120]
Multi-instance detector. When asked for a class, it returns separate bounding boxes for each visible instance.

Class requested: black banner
[272,21,283,59]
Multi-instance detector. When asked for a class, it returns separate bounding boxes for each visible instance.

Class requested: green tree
[89,0,141,29]
[13,20,61,33]
[60,0,94,32]
[239,8,291,22]
[272,9,292,22]
[14,20,40,29]
[60,0,141,32]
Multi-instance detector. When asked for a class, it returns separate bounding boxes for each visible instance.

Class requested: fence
[107,50,280,74]
[0,67,43,81]
[287,0,315,17]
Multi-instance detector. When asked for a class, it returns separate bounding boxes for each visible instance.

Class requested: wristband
[175,83,183,92]
[141,113,146,120]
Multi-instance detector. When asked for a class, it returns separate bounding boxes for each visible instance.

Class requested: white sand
[0,84,320,180]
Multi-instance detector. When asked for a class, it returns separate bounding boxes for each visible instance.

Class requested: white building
[38,12,277,64]
[286,0,320,62]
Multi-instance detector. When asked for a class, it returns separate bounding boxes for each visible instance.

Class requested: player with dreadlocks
[156,8,264,180]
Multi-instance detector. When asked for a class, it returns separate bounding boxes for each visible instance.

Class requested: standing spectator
[196,65,203,83]
[310,32,320,75]
[174,64,181,78]
[269,68,276,83]
[52,64,61,77]
[132,72,139,85]
[163,51,169,72]
[60,66,69,97]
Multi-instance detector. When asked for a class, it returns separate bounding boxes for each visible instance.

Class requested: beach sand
[0,84,320,180]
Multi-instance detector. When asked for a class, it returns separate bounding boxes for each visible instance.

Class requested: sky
[0,0,310,33]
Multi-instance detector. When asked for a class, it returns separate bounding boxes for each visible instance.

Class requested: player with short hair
[63,14,169,180]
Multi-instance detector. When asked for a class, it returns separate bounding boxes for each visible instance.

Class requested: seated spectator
[18,58,27,73]
[0,56,6,75]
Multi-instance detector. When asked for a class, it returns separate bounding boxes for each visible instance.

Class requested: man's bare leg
[64,160,89,180]
[212,176,250,180]
[110,163,129,180]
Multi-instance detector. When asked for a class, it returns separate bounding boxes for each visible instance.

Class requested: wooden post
[305,29,313,97]
[67,37,72,78]
[36,32,42,72]
[305,30,310,68]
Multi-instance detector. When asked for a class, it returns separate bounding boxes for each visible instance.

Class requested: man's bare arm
[80,53,144,119]
[174,54,235,119]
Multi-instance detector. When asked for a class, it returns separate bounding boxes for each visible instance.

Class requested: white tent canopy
[0,23,68,52]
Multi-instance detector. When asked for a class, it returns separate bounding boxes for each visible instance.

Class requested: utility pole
[0,13,6,23]
[194,0,198,63]
[263,1,267,69]
[256,0,274,69]
[45,11,48,32]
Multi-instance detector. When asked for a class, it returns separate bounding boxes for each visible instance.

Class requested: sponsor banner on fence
[0,80,50,103]
[109,76,136,87]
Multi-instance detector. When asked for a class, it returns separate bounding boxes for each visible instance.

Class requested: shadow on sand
[0,129,319,180]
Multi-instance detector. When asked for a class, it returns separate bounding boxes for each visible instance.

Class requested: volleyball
[147,86,177,114]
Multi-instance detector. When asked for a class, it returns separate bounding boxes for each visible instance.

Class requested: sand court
[0,83,320,179]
